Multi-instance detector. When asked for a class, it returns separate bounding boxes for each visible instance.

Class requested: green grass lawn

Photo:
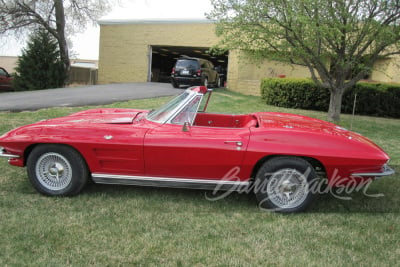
[0,89,399,266]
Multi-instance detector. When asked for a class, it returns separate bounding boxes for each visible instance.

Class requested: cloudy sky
[0,0,214,60]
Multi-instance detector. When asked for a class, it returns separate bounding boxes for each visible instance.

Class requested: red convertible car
[0,86,394,212]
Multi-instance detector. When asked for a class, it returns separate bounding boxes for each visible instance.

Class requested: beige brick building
[0,56,18,73]
[98,19,400,95]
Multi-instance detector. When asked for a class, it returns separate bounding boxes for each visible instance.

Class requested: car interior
[193,113,258,128]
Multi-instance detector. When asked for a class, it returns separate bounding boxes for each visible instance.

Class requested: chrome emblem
[104,135,113,140]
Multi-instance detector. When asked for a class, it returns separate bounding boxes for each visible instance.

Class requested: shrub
[13,29,66,91]
[261,78,400,118]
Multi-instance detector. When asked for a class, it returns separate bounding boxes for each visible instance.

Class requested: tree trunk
[327,89,344,122]
[54,0,70,85]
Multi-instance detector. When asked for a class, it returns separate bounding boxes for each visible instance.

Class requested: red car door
[144,123,251,181]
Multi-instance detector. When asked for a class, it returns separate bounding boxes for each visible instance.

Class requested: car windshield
[0,68,8,76]
[170,95,202,125]
[146,92,191,123]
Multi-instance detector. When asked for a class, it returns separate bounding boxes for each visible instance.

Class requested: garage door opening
[148,45,228,85]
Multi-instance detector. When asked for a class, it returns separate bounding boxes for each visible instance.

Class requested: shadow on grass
[80,177,399,214]
[82,182,257,212]
[6,167,398,214]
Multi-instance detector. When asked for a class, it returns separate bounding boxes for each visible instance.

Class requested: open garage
[97,19,311,95]
[149,45,228,84]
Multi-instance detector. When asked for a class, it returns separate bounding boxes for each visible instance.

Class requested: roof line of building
[98,18,214,25]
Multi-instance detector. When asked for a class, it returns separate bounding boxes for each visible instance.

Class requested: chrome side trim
[92,173,250,191]
[0,148,20,159]
[352,165,395,177]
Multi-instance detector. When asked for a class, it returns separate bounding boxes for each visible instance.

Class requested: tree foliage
[0,0,111,85]
[13,29,66,91]
[208,0,400,121]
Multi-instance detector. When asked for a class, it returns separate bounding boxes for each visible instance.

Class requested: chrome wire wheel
[266,168,309,209]
[35,152,73,191]
[27,145,89,196]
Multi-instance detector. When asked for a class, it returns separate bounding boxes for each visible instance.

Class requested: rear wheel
[254,157,317,213]
[171,79,179,88]
[27,145,89,196]
[202,77,208,87]
[216,76,223,88]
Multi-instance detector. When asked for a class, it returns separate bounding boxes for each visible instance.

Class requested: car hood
[40,108,148,125]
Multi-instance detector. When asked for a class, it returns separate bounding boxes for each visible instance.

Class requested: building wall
[98,20,309,94]
[98,20,398,95]
[370,55,400,84]
[70,67,98,85]
[98,20,219,85]
[0,56,18,73]
[227,51,310,95]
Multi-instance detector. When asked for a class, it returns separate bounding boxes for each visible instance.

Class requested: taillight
[171,68,175,74]
[196,69,201,76]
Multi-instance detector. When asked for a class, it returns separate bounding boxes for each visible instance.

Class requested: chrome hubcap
[49,162,65,176]
[35,153,72,191]
[267,168,309,209]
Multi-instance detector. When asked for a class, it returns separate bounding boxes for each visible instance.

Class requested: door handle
[224,141,243,146]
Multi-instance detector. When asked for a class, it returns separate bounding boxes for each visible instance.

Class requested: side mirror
[182,122,191,132]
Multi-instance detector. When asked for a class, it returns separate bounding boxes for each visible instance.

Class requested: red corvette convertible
[0,86,394,212]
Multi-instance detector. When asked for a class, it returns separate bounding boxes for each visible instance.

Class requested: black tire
[216,76,222,88]
[171,79,179,88]
[254,157,317,213]
[202,77,208,87]
[27,144,89,196]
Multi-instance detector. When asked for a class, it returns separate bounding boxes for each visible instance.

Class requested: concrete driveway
[0,82,181,112]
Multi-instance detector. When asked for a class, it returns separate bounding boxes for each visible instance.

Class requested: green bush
[261,78,400,118]
[13,29,66,91]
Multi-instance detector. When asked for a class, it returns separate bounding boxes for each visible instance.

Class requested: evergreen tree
[13,29,66,91]
[1,1,111,84]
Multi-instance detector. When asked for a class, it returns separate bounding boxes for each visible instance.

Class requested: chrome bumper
[0,147,20,159]
[352,164,395,177]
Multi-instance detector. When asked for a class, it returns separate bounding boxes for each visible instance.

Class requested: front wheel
[27,145,89,196]
[254,157,317,213]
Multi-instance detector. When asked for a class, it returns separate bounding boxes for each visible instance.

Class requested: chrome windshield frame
[146,88,204,125]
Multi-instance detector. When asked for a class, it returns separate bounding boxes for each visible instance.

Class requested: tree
[0,0,111,85]
[208,0,400,121]
[13,29,66,91]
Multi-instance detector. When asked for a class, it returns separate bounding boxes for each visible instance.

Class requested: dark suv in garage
[171,57,220,88]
